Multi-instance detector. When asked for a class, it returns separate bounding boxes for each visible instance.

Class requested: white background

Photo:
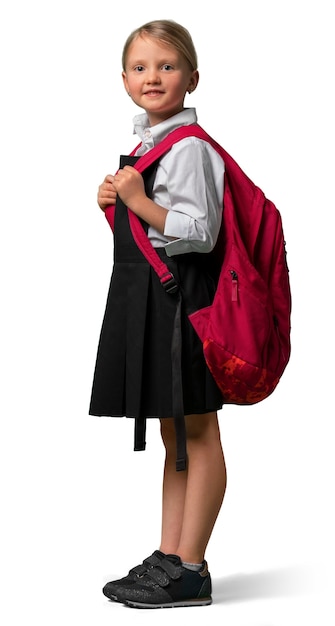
[1,1,334,624]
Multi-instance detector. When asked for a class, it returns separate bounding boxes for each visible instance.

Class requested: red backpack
[105,124,292,406]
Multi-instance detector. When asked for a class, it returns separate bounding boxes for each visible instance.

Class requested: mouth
[143,90,164,97]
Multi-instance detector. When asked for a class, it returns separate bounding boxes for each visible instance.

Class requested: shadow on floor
[213,564,316,604]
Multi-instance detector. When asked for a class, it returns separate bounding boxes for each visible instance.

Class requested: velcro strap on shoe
[145,557,182,587]
[159,558,182,580]
[129,552,162,576]
[146,567,170,587]
[143,553,162,567]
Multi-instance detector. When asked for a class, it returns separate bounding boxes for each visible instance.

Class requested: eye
[162,64,173,71]
[134,65,145,72]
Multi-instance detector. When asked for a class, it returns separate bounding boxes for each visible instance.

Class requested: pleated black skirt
[89,166,223,424]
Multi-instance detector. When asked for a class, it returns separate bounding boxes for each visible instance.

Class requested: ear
[188,70,199,94]
[122,71,129,95]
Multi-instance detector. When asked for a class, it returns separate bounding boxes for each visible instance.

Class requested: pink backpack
[105,124,292,406]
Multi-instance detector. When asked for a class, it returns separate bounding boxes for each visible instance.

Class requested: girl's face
[122,35,199,126]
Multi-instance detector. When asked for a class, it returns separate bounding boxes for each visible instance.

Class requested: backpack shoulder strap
[127,124,225,285]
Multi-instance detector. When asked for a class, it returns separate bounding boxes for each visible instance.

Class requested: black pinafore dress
[89,154,223,468]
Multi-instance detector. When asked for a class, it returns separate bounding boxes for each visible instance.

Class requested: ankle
[175,549,205,564]
[159,543,178,555]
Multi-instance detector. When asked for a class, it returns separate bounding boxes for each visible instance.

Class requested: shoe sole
[105,594,120,602]
[124,597,212,609]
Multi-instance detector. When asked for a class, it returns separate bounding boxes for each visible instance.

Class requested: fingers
[113,166,143,192]
[97,175,117,211]
[97,167,143,212]
[114,165,141,182]
[104,174,115,184]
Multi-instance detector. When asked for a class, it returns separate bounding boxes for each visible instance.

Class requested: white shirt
[133,108,224,257]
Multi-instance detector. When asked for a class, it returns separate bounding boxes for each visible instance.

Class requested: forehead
[125,34,180,63]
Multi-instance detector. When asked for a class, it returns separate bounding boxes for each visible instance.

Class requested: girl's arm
[156,138,224,255]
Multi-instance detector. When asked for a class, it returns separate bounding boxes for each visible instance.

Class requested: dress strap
[117,156,159,458]
[134,417,146,452]
[171,295,187,471]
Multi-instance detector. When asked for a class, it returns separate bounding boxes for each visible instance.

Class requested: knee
[160,413,223,458]
[185,412,221,444]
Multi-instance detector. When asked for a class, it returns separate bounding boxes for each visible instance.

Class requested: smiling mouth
[144,90,164,96]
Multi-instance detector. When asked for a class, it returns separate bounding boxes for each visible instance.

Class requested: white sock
[181,561,203,572]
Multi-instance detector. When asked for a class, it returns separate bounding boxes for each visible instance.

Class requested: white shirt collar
[133,108,198,155]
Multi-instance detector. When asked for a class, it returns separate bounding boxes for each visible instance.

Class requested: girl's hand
[97,175,117,211]
[113,166,146,211]
[98,166,168,234]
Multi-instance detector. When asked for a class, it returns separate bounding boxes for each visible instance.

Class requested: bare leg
[159,412,226,563]
[159,418,188,554]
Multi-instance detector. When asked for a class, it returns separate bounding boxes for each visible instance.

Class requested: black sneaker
[118,554,212,608]
[102,550,165,602]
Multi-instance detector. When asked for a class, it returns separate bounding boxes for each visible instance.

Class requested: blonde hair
[122,20,198,72]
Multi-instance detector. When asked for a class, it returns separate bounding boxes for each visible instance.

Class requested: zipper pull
[230,270,238,301]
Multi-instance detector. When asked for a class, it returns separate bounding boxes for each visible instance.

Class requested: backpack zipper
[230,270,238,301]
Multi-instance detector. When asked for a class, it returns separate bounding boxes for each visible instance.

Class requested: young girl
[89,19,227,608]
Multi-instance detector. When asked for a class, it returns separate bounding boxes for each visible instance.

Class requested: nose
[146,66,161,83]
